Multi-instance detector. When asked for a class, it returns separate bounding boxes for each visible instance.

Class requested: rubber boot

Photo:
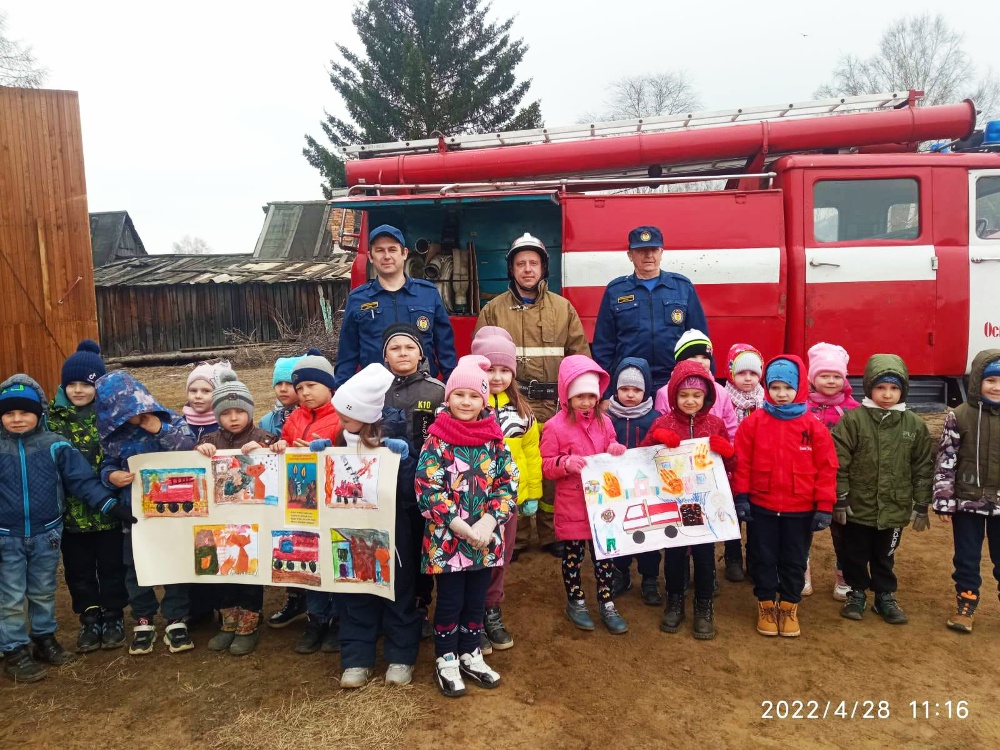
[208,607,240,651]
[229,610,261,656]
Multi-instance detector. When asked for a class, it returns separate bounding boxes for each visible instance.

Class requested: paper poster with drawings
[212,453,282,505]
[580,438,739,560]
[128,448,399,599]
[325,453,381,509]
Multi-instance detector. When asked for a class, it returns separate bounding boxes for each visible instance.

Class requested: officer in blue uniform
[335,224,458,388]
[591,225,709,396]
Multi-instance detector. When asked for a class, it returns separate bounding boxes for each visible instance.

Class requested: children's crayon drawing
[325,453,381,509]
[330,528,391,586]
[193,524,259,576]
[581,439,739,560]
[212,453,281,505]
[270,530,321,586]
[140,467,209,518]
[285,452,319,526]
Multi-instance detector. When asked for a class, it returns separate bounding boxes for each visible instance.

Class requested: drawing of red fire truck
[272,532,319,573]
[621,499,682,543]
[149,474,200,514]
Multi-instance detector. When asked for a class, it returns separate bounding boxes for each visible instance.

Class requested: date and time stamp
[760,699,970,720]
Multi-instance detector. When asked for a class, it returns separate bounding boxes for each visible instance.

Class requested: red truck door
[799,168,937,373]
[968,170,1000,364]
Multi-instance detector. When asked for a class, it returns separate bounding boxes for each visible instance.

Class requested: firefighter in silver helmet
[474,232,590,558]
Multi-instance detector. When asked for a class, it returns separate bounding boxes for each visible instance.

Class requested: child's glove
[652,429,681,448]
[708,435,735,458]
[734,493,752,523]
[910,507,930,532]
[382,438,410,460]
[607,443,626,457]
[811,511,833,532]
[833,495,851,526]
[521,498,539,517]
[309,438,332,452]
[107,501,137,525]
[564,456,588,474]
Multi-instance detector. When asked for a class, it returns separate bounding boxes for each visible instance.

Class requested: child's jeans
[433,567,491,658]
[0,526,63,652]
[951,512,1000,597]
[123,531,189,622]
[485,506,518,609]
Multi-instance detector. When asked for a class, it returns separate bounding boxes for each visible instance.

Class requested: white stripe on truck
[805,245,937,284]
[561,247,781,286]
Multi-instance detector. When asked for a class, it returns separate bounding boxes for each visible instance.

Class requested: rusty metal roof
[93,253,355,287]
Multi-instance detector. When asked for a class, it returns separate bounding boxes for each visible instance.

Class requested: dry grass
[62,655,137,685]
[225,312,342,369]
[207,683,432,750]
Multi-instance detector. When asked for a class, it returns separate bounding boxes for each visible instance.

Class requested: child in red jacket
[733,356,837,638]
[641,360,735,640]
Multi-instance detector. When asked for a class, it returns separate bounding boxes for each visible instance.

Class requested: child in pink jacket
[540,355,627,635]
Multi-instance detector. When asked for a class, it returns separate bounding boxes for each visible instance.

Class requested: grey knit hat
[213,368,255,422]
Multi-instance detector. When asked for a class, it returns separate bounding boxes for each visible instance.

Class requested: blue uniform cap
[369,224,406,247]
[628,226,663,249]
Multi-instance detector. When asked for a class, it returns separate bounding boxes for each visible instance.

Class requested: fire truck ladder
[340,91,919,158]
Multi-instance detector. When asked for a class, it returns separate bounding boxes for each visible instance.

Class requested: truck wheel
[156,503,165,514]
[665,526,678,538]
[272,559,281,570]
[182,501,194,513]
[632,531,646,544]
[168,502,179,514]
[309,562,317,573]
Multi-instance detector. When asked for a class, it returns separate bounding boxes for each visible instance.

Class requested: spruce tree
[304,0,543,196]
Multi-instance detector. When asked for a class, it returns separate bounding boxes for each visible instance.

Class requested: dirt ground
[2,366,998,749]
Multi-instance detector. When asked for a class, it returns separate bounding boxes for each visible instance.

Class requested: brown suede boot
[208,607,240,651]
[777,600,800,637]
[756,599,778,637]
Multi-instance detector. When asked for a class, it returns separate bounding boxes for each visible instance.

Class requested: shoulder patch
[616,294,635,304]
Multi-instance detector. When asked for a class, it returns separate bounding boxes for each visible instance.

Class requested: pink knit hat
[678,375,707,392]
[567,372,601,399]
[470,326,517,372]
[187,361,230,390]
[807,342,849,383]
[445,355,491,402]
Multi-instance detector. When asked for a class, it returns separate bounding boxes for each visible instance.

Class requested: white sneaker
[459,648,501,689]
[801,561,813,596]
[833,570,850,601]
[385,663,414,686]
[339,667,372,689]
[435,653,466,698]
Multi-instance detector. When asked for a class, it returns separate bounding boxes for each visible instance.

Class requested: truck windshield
[814,178,920,243]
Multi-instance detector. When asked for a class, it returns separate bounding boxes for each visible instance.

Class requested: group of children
[3,330,1000,694]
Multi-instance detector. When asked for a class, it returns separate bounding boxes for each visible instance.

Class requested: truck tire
[632,531,646,544]
[665,526,678,538]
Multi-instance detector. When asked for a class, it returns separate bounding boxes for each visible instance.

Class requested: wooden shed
[93,255,352,357]
[0,86,98,396]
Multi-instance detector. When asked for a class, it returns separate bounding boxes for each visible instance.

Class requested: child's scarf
[183,404,217,426]
[725,382,763,413]
[606,397,653,420]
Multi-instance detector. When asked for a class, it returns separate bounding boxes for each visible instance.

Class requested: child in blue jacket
[0,375,130,683]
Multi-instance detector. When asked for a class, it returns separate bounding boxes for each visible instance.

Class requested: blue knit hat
[291,348,336,392]
[0,381,42,417]
[983,359,1000,379]
[273,354,305,386]
[765,358,798,389]
[872,373,904,390]
[61,340,106,389]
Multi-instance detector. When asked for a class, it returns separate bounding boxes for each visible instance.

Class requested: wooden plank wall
[96,281,349,357]
[0,87,98,396]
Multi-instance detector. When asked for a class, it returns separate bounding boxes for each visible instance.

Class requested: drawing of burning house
[330,528,391,586]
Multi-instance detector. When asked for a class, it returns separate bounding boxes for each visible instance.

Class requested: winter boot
[565,599,595,631]
[756,599,779,637]
[101,613,126,650]
[600,601,628,634]
[32,634,76,666]
[321,617,341,653]
[777,600,800,637]
[459,648,501,689]
[833,568,850,601]
[295,614,327,654]
[163,620,194,653]
[229,610,262,656]
[641,576,663,606]
[724,556,745,583]
[76,607,103,653]
[208,607,240,651]
[693,598,715,640]
[947,591,978,633]
[840,590,866,620]
[873,592,908,625]
[129,617,156,655]
[610,566,632,597]
[267,590,306,628]
[484,606,513,650]
[3,645,47,683]
[660,593,685,633]
[435,653,466,698]
[801,560,813,596]
[479,631,493,655]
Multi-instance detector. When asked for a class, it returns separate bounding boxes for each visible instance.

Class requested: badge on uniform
[671,308,685,325]
[360,301,379,311]
[415,315,430,332]
[617,294,635,304]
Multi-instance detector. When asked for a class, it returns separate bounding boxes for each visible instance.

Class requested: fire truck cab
[331,92,1000,405]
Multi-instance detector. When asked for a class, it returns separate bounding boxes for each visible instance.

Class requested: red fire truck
[331,91,1000,404]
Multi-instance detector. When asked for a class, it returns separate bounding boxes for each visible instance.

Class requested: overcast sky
[8,0,998,254]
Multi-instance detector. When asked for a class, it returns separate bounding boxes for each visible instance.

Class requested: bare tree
[172,236,213,255]
[583,71,701,122]
[816,14,998,121]
[0,12,46,88]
